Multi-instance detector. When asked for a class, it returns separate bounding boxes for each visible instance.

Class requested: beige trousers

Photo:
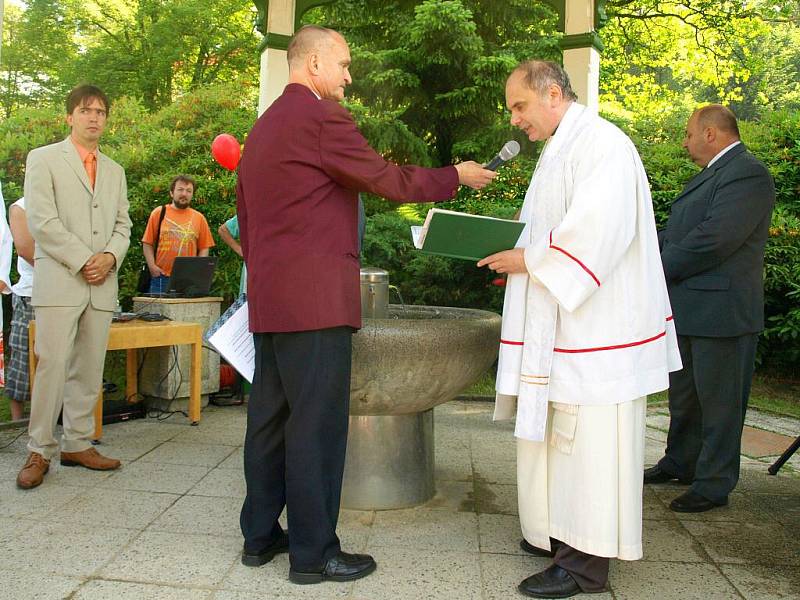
[27,301,112,459]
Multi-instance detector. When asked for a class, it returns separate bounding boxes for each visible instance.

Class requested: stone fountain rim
[362,304,501,322]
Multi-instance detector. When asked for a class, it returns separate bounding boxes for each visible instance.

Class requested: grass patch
[463,370,496,396]
[461,370,799,419]
[748,375,800,419]
[0,393,10,422]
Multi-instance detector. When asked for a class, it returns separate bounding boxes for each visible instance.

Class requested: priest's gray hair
[514,60,578,102]
[287,25,341,69]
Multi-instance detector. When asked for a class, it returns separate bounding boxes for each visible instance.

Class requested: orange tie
[83,153,97,189]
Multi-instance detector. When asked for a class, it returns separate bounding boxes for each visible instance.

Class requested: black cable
[0,429,26,450]
[146,406,189,421]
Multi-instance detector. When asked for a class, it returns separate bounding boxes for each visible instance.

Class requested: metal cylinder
[341,410,435,510]
[360,267,389,319]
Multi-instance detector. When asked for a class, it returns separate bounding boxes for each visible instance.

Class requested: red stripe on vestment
[554,330,666,354]
[666,315,674,322]
[547,231,600,287]
[501,339,524,346]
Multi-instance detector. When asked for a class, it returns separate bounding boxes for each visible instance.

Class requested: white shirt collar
[707,140,741,168]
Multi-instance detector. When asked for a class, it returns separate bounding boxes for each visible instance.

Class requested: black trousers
[550,539,609,592]
[240,327,352,571]
[658,333,758,503]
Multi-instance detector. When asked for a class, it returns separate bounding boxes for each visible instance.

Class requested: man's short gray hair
[287,25,339,69]
[513,60,578,101]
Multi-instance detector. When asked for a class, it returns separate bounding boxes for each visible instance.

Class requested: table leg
[93,390,103,441]
[126,348,138,403]
[189,332,202,424]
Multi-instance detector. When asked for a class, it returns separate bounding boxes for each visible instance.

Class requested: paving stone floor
[0,400,797,600]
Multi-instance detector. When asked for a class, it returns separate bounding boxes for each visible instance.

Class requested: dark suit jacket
[236,84,459,333]
[660,143,775,337]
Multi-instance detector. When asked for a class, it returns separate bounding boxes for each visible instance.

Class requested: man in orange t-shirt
[142,175,215,293]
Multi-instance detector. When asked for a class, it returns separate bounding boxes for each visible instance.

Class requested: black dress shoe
[241,531,289,567]
[520,539,555,558]
[669,490,727,513]
[643,465,691,485]
[289,551,376,584]
[519,565,592,598]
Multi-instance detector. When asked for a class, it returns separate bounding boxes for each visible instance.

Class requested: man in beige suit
[16,85,131,489]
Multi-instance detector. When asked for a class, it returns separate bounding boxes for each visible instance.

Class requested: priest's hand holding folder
[412,209,525,262]
[477,248,527,274]
[411,140,523,261]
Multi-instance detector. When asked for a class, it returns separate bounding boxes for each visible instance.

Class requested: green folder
[412,209,525,262]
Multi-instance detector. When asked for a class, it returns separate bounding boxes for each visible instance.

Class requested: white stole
[494,104,594,442]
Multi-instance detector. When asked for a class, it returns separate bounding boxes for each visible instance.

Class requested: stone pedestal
[132,296,222,413]
[342,305,501,509]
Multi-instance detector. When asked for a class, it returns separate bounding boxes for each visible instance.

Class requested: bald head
[694,104,740,139]
[287,25,342,70]
[683,104,741,167]
[286,25,352,102]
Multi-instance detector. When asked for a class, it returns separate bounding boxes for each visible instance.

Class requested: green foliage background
[0,83,257,304]
[1,85,797,371]
[1,0,799,374]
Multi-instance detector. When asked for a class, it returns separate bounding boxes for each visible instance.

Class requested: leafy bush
[362,211,507,313]
[762,208,800,373]
[624,109,800,371]
[0,82,257,307]
[1,85,797,374]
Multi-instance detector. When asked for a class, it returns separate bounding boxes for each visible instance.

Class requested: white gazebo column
[255,0,337,115]
[256,0,295,115]
[558,0,606,110]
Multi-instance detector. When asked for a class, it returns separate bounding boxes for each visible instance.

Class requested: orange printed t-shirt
[142,205,215,276]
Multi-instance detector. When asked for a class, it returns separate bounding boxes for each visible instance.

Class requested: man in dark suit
[645,105,775,512]
[235,25,495,584]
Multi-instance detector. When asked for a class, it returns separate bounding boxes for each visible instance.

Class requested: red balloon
[211,134,241,171]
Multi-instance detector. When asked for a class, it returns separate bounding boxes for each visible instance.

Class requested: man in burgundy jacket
[236,25,495,584]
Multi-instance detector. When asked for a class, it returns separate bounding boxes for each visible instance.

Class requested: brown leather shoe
[60,447,121,471]
[16,452,50,489]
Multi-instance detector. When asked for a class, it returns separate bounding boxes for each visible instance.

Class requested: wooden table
[29,319,203,441]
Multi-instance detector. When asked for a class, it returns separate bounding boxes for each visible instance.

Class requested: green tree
[1,0,261,114]
[68,0,261,110]
[0,0,79,117]
[600,0,800,118]
[308,0,559,167]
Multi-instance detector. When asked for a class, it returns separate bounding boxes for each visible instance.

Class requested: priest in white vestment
[478,61,682,598]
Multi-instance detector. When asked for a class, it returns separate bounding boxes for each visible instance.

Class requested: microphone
[485,140,520,171]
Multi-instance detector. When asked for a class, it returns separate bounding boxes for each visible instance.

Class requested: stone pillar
[562,45,600,109]
[557,0,606,110]
[132,296,222,413]
[257,0,295,115]
[254,0,337,114]
[259,47,291,115]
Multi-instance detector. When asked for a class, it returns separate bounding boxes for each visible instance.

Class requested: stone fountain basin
[349,304,502,415]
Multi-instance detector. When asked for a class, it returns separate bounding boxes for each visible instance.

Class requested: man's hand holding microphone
[455,140,521,189]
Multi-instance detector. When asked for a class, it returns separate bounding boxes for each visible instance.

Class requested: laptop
[162,256,218,297]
